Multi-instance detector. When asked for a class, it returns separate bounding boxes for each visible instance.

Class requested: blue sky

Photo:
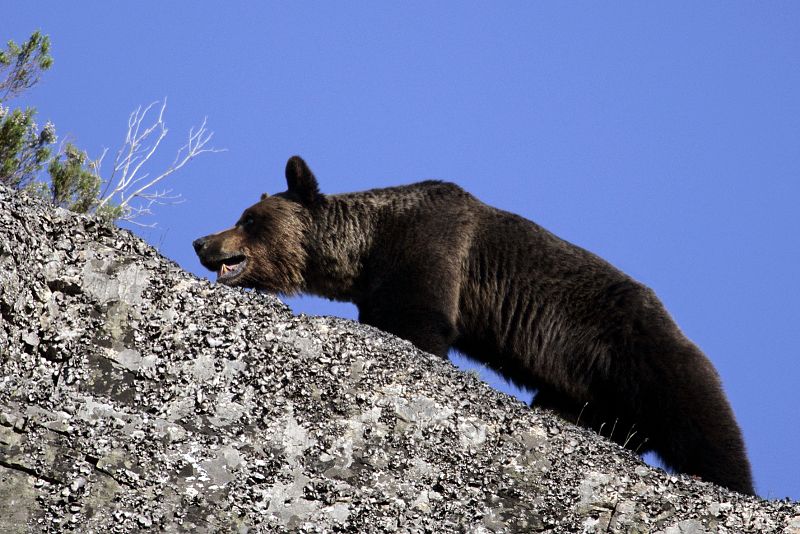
[5,3,799,500]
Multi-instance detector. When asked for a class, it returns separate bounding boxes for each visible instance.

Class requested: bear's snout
[193,236,209,254]
[193,234,221,267]
[193,232,249,284]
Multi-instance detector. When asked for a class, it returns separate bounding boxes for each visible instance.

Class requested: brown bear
[193,156,755,495]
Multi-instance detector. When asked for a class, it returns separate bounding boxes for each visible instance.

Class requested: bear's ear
[285,156,322,206]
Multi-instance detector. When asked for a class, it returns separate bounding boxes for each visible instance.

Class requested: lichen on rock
[0,185,798,533]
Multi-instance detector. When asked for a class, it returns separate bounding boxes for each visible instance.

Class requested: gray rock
[0,184,798,533]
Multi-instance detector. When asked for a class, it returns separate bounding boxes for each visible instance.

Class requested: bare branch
[94,98,224,223]
[120,117,224,208]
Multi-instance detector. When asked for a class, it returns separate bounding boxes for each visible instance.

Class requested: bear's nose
[193,237,208,254]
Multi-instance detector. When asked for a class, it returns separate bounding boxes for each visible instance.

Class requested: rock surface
[0,184,798,533]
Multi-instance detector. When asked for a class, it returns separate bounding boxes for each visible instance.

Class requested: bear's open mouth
[217,255,247,282]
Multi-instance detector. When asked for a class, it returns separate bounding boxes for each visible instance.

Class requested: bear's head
[193,156,322,293]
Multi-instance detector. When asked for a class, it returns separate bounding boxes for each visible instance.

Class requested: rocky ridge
[0,185,798,533]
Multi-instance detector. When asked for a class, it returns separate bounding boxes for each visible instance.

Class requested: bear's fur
[193,156,755,495]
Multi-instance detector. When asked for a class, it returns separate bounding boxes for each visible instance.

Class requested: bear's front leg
[355,252,463,358]
[358,301,458,358]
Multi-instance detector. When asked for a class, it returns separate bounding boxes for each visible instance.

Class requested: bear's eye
[239,215,255,230]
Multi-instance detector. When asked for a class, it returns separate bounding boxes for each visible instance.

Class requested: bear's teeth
[220,264,229,276]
